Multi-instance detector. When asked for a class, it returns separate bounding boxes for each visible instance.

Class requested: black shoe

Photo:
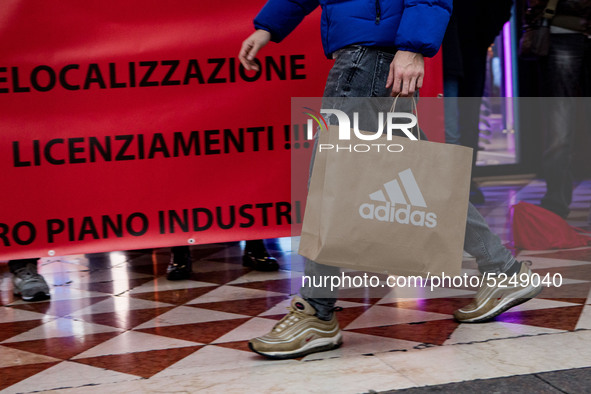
[242,240,279,271]
[166,246,192,280]
[242,252,280,271]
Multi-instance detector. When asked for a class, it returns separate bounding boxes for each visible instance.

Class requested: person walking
[239,0,542,359]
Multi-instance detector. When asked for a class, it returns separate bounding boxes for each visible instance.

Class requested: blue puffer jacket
[254,0,452,58]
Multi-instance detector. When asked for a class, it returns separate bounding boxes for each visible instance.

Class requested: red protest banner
[0,0,442,260]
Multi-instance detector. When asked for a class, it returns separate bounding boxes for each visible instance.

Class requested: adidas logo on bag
[359,168,437,228]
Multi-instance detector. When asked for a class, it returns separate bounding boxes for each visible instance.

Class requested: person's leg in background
[442,7,463,146]
[9,258,50,302]
[167,239,279,280]
[242,239,279,271]
[540,34,586,218]
[444,75,461,145]
[454,0,513,204]
[166,245,193,280]
[457,47,488,204]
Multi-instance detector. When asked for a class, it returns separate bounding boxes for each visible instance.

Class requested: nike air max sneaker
[454,261,542,323]
[249,296,342,359]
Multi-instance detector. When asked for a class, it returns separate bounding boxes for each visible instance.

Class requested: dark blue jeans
[540,34,591,218]
[301,46,517,319]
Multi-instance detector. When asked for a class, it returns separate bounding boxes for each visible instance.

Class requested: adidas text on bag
[359,168,437,228]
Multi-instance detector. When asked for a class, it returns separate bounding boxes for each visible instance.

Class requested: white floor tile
[575,305,591,330]
[302,331,420,361]
[445,321,564,345]
[72,330,200,359]
[62,353,415,394]
[226,270,298,285]
[3,361,139,393]
[1,318,123,343]
[186,285,287,305]
[0,306,53,323]
[68,296,174,317]
[345,305,451,330]
[133,306,249,329]
[212,317,279,344]
[127,277,216,294]
[0,346,60,368]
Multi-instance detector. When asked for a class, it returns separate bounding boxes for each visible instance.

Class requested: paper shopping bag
[299,125,473,277]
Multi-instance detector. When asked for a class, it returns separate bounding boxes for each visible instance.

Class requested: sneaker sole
[457,285,543,323]
[249,333,343,360]
[17,292,51,302]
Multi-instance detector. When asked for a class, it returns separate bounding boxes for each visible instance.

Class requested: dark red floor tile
[213,340,252,353]
[189,269,249,285]
[85,252,132,268]
[134,317,251,344]
[202,257,245,267]
[189,245,234,260]
[336,306,373,329]
[76,307,176,330]
[73,346,202,378]
[348,319,460,346]
[0,362,61,391]
[2,331,122,360]
[494,305,585,331]
[186,296,289,316]
[128,286,216,305]
[9,297,111,317]
[0,319,44,342]
[126,262,169,276]
[537,283,591,304]
[123,252,157,266]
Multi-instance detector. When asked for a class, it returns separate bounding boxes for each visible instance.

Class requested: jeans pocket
[343,46,366,85]
[328,46,366,94]
[372,51,395,97]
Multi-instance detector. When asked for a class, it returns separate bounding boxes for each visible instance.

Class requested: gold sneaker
[454,261,543,323]
[249,297,342,359]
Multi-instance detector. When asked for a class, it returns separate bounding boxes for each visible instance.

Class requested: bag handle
[385,94,421,141]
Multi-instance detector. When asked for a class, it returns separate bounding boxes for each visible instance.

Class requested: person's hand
[239,29,272,71]
[386,50,424,96]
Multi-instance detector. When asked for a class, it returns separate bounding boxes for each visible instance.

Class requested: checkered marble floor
[1,179,591,393]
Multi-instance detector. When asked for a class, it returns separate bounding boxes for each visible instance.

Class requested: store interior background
[476,9,591,182]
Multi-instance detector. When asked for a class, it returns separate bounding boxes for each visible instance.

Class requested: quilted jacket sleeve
[395,0,453,57]
[254,0,320,43]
